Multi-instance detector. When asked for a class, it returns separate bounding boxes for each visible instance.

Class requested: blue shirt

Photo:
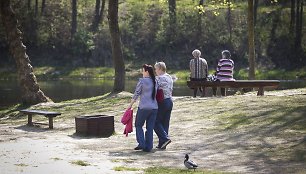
[132,77,158,110]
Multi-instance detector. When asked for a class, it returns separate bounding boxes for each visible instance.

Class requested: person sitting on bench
[213,50,235,96]
[189,49,208,97]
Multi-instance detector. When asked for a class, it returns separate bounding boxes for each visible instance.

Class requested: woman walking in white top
[154,62,173,149]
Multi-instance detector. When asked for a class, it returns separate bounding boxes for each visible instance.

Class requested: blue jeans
[154,98,173,146]
[135,108,158,151]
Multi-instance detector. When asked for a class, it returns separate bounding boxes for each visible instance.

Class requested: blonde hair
[154,61,167,72]
[192,49,201,58]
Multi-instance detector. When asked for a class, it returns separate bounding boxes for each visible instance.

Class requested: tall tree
[108,0,125,92]
[292,0,303,66]
[247,0,255,80]
[92,0,106,32]
[226,0,232,43]
[27,0,31,11]
[71,0,77,41]
[290,0,296,34]
[197,0,204,38]
[41,0,46,15]
[254,0,258,25]
[295,0,303,51]
[168,0,176,40]
[0,0,51,105]
[35,0,38,16]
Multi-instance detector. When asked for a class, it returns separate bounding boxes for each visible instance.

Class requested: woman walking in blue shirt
[128,64,158,152]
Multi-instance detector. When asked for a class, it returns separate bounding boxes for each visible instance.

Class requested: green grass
[234,67,306,80]
[70,160,90,166]
[0,92,131,122]
[113,166,140,171]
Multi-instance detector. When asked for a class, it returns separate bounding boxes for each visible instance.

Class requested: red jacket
[121,108,133,136]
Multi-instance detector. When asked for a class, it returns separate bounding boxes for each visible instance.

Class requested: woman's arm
[129,79,142,108]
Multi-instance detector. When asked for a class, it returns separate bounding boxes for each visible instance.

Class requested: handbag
[156,88,164,103]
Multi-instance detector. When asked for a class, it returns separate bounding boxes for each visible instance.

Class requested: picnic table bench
[187,80,280,97]
[20,109,61,129]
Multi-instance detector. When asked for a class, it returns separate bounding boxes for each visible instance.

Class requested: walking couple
[128,62,173,152]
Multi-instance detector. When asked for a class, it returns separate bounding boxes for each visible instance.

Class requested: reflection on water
[0,79,305,108]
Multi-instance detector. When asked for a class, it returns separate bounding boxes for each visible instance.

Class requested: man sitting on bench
[189,49,208,97]
[212,50,235,96]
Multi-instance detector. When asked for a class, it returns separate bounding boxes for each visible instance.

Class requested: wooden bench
[20,109,61,129]
[187,80,280,97]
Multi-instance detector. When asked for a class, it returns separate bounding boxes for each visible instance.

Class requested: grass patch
[50,157,62,161]
[14,163,28,167]
[0,92,132,121]
[144,167,232,174]
[70,160,90,166]
[113,166,140,171]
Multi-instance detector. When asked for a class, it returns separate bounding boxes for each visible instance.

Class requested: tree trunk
[0,0,51,105]
[27,0,31,11]
[254,0,258,26]
[71,0,77,41]
[290,0,296,34]
[197,0,204,38]
[92,0,101,31]
[108,0,125,92]
[295,0,302,51]
[293,0,303,66]
[35,0,38,16]
[248,0,255,80]
[41,0,46,15]
[226,0,232,43]
[168,0,176,41]
[92,0,106,32]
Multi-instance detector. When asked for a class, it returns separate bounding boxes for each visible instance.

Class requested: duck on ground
[184,154,198,171]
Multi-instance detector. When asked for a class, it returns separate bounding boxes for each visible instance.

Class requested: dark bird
[184,154,198,171]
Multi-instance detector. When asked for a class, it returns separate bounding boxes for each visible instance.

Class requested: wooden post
[27,114,33,126]
[48,117,53,129]
[257,87,264,96]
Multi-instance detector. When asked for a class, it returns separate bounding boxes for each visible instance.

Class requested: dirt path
[0,89,306,174]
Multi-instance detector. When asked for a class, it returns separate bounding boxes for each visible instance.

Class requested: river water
[0,79,305,108]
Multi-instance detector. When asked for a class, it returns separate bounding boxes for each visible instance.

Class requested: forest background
[0,0,305,79]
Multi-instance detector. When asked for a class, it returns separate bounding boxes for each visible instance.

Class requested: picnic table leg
[257,87,264,96]
[48,117,53,129]
[27,114,33,126]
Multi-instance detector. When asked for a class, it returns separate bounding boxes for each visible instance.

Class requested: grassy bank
[1,66,305,80]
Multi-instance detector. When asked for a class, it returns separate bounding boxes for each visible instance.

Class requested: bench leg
[48,117,53,129]
[201,87,206,97]
[27,114,33,126]
[193,88,197,97]
[221,88,227,96]
[257,87,264,96]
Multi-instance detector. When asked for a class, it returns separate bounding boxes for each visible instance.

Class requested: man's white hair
[192,49,201,58]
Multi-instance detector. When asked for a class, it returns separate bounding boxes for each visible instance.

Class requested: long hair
[143,64,156,100]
